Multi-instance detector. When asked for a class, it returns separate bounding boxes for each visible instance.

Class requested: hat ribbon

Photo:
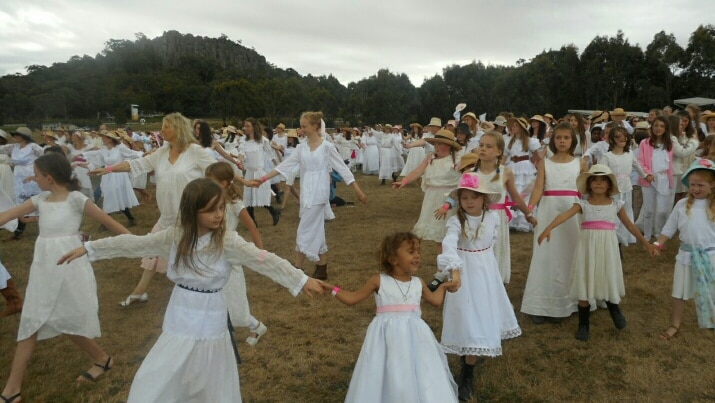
[458,173,479,188]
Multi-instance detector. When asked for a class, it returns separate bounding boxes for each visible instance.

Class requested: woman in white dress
[361,129,380,175]
[58,178,324,403]
[67,132,95,199]
[401,123,426,177]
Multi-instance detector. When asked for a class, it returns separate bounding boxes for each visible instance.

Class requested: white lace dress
[84,144,141,213]
[438,213,521,356]
[345,274,458,403]
[85,228,308,403]
[505,137,541,232]
[241,139,273,207]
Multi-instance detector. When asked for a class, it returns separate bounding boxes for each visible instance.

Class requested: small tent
[673,97,715,108]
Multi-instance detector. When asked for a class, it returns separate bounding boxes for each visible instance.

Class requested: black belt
[177,284,221,293]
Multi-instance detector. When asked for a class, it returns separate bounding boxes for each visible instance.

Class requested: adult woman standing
[0,127,43,240]
[91,113,224,306]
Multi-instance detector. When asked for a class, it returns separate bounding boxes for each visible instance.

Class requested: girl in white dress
[239,118,281,226]
[279,132,301,210]
[82,131,142,227]
[321,232,458,403]
[437,173,521,401]
[538,165,657,341]
[0,128,43,240]
[57,178,324,403]
[400,123,425,178]
[205,162,267,346]
[0,130,15,201]
[521,123,587,322]
[360,130,380,175]
[600,127,651,246]
[655,159,715,340]
[394,129,462,243]
[505,117,542,232]
[68,132,95,199]
[258,111,367,280]
[0,154,131,403]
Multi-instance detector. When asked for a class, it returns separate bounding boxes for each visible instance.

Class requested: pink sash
[376,304,420,313]
[489,197,516,222]
[543,190,581,198]
[581,220,616,230]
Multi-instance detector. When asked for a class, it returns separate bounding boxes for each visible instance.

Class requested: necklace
[392,277,411,302]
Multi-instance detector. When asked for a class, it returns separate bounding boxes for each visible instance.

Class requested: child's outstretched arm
[322,274,380,306]
[0,199,36,226]
[537,203,581,244]
[393,154,431,189]
[83,199,132,235]
[421,278,451,307]
[616,207,659,256]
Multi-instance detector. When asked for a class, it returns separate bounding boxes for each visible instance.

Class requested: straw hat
[576,164,620,196]
[11,127,34,142]
[226,125,238,134]
[449,173,501,204]
[43,130,59,140]
[681,158,715,187]
[100,130,121,141]
[425,117,442,127]
[462,112,478,122]
[611,108,627,117]
[0,129,9,141]
[424,129,462,150]
[447,120,457,127]
[286,129,299,139]
[590,110,609,124]
[115,129,133,143]
[507,117,529,132]
[458,152,479,171]
[494,116,508,127]
[700,111,715,123]
[409,122,423,129]
[544,113,555,120]
[635,121,650,130]
[275,123,286,130]
[530,115,546,125]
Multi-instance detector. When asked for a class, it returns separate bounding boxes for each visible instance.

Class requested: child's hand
[537,230,551,245]
[645,243,660,256]
[319,281,335,293]
[246,180,262,188]
[445,280,461,293]
[433,207,448,220]
[57,246,88,265]
[391,180,407,190]
[526,215,538,226]
[302,278,325,298]
[356,190,367,204]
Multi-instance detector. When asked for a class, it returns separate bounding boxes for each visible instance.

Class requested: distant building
[41,123,78,131]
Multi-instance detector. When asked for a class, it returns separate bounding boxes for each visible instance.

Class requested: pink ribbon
[376,304,420,313]
[490,196,516,222]
[458,173,479,189]
[543,190,582,198]
[581,220,616,230]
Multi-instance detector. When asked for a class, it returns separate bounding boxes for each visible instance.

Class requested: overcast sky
[0,0,708,86]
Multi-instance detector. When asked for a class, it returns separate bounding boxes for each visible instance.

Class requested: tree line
[0,26,713,129]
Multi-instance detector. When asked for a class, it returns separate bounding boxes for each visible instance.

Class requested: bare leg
[66,335,112,381]
[2,333,38,398]
[294,252,306,270]
[131,270,155,296]
[661,297,686,339]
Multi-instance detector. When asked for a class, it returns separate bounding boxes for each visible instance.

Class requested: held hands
[302,278,326,298]
[645,243,660,257]
[57,246,88,265]
[392,179,408,190]
[246,180,262,188]
[89,167,109,176]
[645,174,655,183]
[526,215,538,226]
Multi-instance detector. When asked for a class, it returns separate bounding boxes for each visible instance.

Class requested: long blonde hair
[174,178,226,274]
[473,131,505,183]
[685,170,715,221]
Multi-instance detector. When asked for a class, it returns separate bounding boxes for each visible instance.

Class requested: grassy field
[1,173,714,402]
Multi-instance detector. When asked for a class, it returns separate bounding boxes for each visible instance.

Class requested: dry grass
[1,174,714,402]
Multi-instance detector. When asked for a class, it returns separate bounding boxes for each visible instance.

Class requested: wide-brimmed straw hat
[43,130,59,140]
[425,117,442,127]
[226,125,238,134]
[424,129,462,150]
[681,158,715,187]
[100,130,121,141]
[409,122,423,129]
[544,113,555,120]
[576,164,620,196]
[275,123,285,130]
[507,117,530,132]
[530,115,546,125]
[590,110,609,124]
[462,112,478,122]
[286,129,299,139]
[700,111,715,123]
[611,108,627,117]
[458,152,479,171]
[11,127,34,142]
[0,129,9,141]
[635,121,650,130]
[494,116,508,127]
[449,172,501,204]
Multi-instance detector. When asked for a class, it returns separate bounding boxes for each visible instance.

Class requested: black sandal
[0,392,21,403]
[79,356,113,382]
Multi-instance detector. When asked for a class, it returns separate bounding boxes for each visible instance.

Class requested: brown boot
[1,279,23,318]
[312,264,328,280]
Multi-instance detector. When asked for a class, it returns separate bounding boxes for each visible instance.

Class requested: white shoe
[245,322,267,346]
[119,293,149,307]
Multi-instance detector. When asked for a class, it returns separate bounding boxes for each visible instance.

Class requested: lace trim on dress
[442,345,503,357]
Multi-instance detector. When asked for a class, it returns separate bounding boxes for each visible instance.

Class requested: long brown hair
[205,161,242,202]
[649,116,673,151]
[174,178,226,274]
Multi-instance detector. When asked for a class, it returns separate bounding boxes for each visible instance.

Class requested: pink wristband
[401,178,409,186]
[107,165,113,173]
[441,203,451,211]
[260,175,267,183]
[331,286,340,297]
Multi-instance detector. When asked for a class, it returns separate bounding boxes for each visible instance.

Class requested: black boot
[458,356,475,401]
[380,179,386,185]
[267,206,281,226]
[313,264,327,280]
[391,172,398,182]
[606,302,627,329]
[576,305,590,341]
